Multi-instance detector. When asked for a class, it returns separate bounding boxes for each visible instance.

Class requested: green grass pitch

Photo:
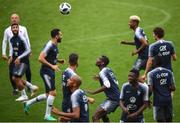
[0,0,180,122]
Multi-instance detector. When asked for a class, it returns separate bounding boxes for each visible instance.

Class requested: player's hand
[122,107,130,114]
[127,112,138,119]
[88,97,95,104]
[141,74,147,81]
[2,55,8,60]
[51,65,60,72]
[52,106,60,115]
[120,41,127,44]
[93,75,100,81]
[131,50,137,56]
[14,58,20,65]
[57,59,65,64]
[8,57,13,65]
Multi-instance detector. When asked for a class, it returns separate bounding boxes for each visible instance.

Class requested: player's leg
[41,70,57,121]
[25,58,32,92]
[9,63,18,95]
[92,106,107,122]
[92,99,118,122]
[165,104,173,122]
[13,63,28,101]
[24,93,47,115]
[154,106,166,122]
[22,80,39,97]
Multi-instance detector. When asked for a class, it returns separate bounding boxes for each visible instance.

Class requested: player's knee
[49,90,56,96]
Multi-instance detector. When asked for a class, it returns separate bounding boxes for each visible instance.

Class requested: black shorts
[12,63,27,77]
[40,68,55,93]
[153,105,173,122]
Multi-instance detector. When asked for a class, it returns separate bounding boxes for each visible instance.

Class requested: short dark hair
[11,23,18,27]
[130,69,139,77]
[153,27,164,39]
[101,55,109,66]
[69,53,79,66]
[51,28,60,38]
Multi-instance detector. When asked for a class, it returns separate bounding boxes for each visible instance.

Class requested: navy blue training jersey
[149,40,175,71]
[41,41,59,71]
[99,67,120,102]
[147,67,175,106]
[62,68,76,101]
[134,27,149,59]
[71,89,89,122]
[120,82,149,121]
[10,35,30,63]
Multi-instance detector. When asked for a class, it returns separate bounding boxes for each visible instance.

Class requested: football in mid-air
[59,2,71,15]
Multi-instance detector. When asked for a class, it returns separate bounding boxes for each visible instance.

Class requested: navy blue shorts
[100,99,119,114]
[133,58,147,71]
[40,68,55,93]
[12,63,27,77]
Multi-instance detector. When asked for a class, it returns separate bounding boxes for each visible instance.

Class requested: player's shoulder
[65,67,76,75]
[122,82,130,89]
[149,41,160,49]
[19,25,27,30]
[4,26,11,33]
[138,82,148,90]
[135,27,143,34]
[71,89,82,98]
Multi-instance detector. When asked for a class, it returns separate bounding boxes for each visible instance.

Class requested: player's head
[51,28,62,43]
[11,23,19,36]
[128,69,139,83]
[129,15,140,29]
[69,53,79,67]
[10,13,20,24]
[153,27,164,40]
[67,75,82,90]
[96,55,109,68]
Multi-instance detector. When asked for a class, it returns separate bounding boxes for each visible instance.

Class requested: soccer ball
[59,2,71,15]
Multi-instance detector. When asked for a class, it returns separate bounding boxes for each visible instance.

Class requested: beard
[13,32,18,37]
[57,38,62,43]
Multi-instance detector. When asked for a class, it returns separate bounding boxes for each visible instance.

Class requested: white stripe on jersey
[42,41,53,56]
[99,67,111,88]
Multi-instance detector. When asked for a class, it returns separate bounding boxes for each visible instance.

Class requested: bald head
[68,75,82,89]
[10,13,20,24]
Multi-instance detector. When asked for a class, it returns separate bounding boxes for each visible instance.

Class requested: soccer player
[142,27,177,79]
[119,69,149,122]
[52,75,89,122]
[147,59,176,122]
[23,28,62,121]
[87,55,120,122]
[9,23,38,101]
[2,13,32,95]
[121,15,149,71]
[61,53,78,113]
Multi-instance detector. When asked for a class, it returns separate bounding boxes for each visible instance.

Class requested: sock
[27,93,47,106]
[21,89,27,97]
[45,95,55,118]
[25,81,35,89]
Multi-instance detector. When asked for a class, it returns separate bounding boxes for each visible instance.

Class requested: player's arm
[119,84,129,114]
[170,72,176,91]
[2,29,8,60]
[121,40,135,45]
[38,52,60,71]
[24,27,31,49]
[172,53,177,61]
[142,56,153,80]
[52,106,80,120]
[87,85,106,95]
[132,38,148,56]
[38,43,59,71]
